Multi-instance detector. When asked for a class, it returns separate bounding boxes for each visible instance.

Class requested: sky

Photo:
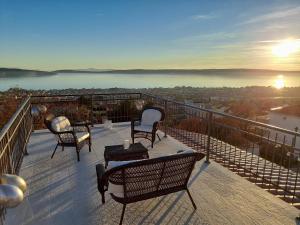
[0,0,300,71]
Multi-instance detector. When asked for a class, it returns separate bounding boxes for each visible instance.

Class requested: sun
[272,39,300,57]
[274,75,285,89]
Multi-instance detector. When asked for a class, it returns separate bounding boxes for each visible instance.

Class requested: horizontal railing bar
[0,97,31,141]
[0,102,31,158]
[141,93,300,137]
[31,92,141,98]
[214,123,300,153]
[31,98,141,104]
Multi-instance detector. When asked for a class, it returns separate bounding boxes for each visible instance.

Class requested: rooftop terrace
[4,124,299,225]
[1,93,300,225]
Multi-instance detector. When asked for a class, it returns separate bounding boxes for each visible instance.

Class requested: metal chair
[131,106,165,148]
[44,114,92,161]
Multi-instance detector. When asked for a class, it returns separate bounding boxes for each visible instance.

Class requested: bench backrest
[107,152,204,203]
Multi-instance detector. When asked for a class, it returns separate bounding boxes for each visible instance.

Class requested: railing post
[205,111,213,163]
[24,101,29,155]
[29,97,35,132]
[90,94,94,127]
[6,133,14,174]
[292,127,298,147]
[24,116,29,156]
[164,99,167,137]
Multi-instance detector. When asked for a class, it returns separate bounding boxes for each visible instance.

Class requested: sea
[0,72,300,91]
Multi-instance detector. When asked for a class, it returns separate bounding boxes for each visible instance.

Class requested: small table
[104,143,149,168]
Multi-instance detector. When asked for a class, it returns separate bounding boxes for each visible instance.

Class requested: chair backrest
[44,114,71,133]
[107,151,204,203]
[44,114,56,133]
[141,107,165,126]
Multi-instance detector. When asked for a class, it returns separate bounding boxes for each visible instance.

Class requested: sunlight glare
[274,75,285,89]
[272,39,300,57]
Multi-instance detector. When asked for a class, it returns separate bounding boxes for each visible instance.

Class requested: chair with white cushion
[131,106,165,148]
[44,114,92,161]
[96,150,205,225]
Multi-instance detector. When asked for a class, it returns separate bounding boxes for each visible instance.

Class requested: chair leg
[119,204,126,225]
[186,189,197,210]
[76,146,80,162]
[62,146,64,151]
[101,192,105,204]
[51,144,59,159]
[151,132,156,148]
[76,151,80,161]
[156,133,161,141]
[89,138,92,152]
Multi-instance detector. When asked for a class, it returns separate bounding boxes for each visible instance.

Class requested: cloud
[257,38,300,44]
[174,32,238,44]
[191,13,217,20]
[240,6,300,25]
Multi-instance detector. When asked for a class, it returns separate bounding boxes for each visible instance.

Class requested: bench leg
[186,189,197,210]
[51,144,59,159]
[119,204,126,225]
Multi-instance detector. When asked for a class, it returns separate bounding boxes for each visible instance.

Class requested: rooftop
[5,123,299,225]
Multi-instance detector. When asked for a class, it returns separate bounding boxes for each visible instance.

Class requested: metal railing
[0,96,33,223]
[1,92,300,214]
[141,93,300,206]
[31,93,141,128]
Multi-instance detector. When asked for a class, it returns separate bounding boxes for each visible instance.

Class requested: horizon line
[1,67,300,73]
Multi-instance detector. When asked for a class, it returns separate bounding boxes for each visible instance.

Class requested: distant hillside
[53,69,109,74]
[54,68,300,75]
[1,68,299,77]
[0,68,55,77]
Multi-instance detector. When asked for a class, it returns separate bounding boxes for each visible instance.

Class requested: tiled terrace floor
[168,129,300,204]
[5,123,300,225]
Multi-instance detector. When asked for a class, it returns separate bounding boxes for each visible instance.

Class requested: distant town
[1,86,300,133]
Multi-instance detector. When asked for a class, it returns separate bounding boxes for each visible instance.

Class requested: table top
[104,142,148,155]
[104,143,149,165]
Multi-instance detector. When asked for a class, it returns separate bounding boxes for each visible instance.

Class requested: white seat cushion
[177,149,196,154]
[51,116,71,132]
[134,125,153,133]
[107,160,138,170]
[75,131,90,142]
[141,109,162,126]
[107,160,141,198]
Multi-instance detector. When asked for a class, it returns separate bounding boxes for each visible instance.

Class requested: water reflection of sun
[274,75,285,89]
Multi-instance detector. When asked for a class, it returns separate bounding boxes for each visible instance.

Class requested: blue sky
[0,0,300,70]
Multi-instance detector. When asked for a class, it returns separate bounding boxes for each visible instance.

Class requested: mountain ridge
[1,67,299,77]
